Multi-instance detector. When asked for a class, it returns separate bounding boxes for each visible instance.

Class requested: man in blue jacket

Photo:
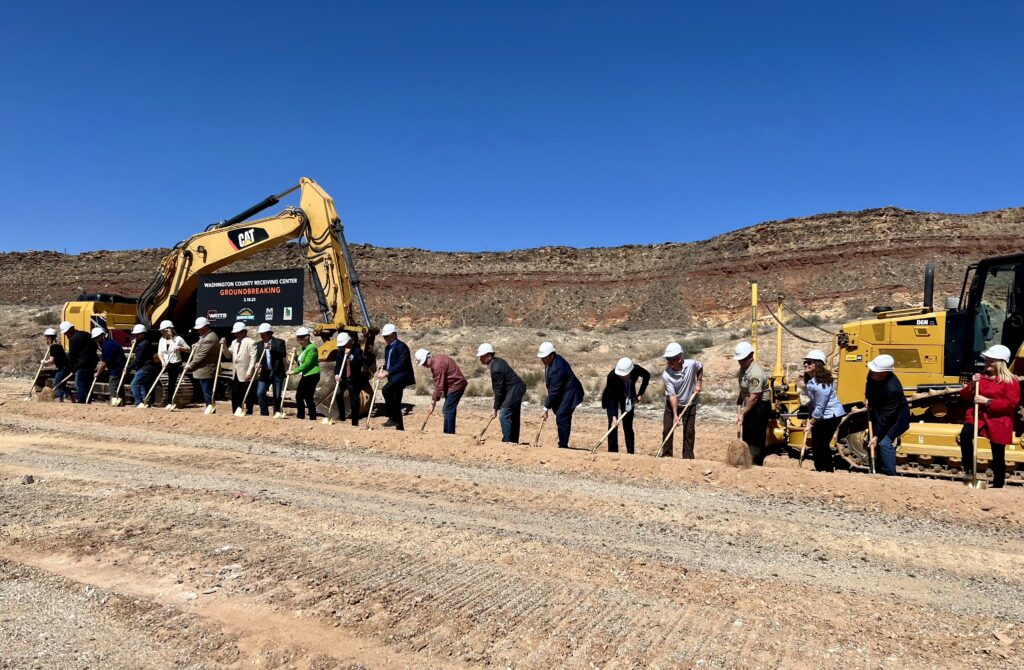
[538,341,585,448]
[377,323,414,430]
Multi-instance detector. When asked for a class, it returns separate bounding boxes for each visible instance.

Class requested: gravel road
[1,386,1022,669]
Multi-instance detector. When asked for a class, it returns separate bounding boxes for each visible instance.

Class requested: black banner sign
[197,269,304,328]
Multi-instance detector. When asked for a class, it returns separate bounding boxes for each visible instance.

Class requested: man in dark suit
[334,331,365,426]
[377,323,414,430]
[537,342,585,448]
[254,322,288,417]
[601,357,650,454]
[478,342,527,443]
[66,322,98,404]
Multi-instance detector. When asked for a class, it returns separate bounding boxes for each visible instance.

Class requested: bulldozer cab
[951,255,1024,374]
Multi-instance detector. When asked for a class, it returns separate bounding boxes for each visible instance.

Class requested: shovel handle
[592,409,629,454]
[27,355,47,398]
[420,406,434,432]
[533,412,548,447]
[169,347,197,408]
[476,414,496,444]
[657,391,698,458]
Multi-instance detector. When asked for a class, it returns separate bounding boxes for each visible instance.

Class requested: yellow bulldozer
[761,256,1024,484]
[57,177,375,409]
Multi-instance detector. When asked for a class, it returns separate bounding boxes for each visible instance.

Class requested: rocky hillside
[2,206,1023,329]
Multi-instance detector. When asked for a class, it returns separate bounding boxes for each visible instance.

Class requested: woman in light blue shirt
[803,349,845,472]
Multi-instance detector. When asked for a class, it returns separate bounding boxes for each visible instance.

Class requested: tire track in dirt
[2,414,1023,667]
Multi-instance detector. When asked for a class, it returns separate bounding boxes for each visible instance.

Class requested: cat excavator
[762,254,1024,484]
[59,177,374,406]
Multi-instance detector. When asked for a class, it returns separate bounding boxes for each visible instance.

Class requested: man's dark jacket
[255,337,288,379]
[544,354,585,411]
[490,356,526,410]
[384,339,415,388]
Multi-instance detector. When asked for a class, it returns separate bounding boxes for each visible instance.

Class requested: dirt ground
[1,377,1023,669]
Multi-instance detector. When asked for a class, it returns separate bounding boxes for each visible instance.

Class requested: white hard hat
[381,323,397,337]
[867,354,895,373]
[159,320,175,331]
[614,357,634,376]
[981,344,1012,364]
[734,341,754,360]
[43,327,57,337]
[231,321,246,334]
[804,349,827,363]
[193,317,210,330]
[295,326,311,337]
[537,341,556,358]
[664,342,683,359]
[131,324,147,335]
[337,332,351,346]
[59,321,74,334]
[257,323,273,334]
[476,343,495,357]
[91,327,106,339]
[415,348,430,366]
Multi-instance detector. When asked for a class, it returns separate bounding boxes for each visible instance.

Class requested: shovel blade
[234,408,245,417]
[966,479,988,489]
[204,405,216,415]
[110,398,122,407]
[321,417,333,425]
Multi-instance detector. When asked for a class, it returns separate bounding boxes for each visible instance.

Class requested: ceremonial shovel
[592,408,632,454]
[966,402,987,490]
[532,412,548,447]
[109,340,137,407]
[476,414,496,445]
[321,354,348,424]
[25,353,47,401]
[203,343,225,415]
[167,347,197,411]
[140,366,166,408]
[236,362,262,418]
[364,374,383,430]
[657,391,699,458]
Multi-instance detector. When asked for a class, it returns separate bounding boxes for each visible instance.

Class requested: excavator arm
[136,177,372,343]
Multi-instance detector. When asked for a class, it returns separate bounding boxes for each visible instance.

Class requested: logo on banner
[237,308,255,321]
[283,307,293,320]
[206,310,227,320]
[227,227,270,251]
[265,308,274,320]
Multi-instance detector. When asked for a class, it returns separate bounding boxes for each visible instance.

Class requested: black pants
[607,407,635,454]
[382,381,405,430]
[662,400,696,458]
[809,416,840,472]
[165,362,183,406]
[742,402,771,466]
[231,378,256,415]
[960,423,1006,488]
[334,380,362,426]
[295,375,318,420]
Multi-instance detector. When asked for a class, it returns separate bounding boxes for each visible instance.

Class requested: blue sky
[1,1,1021,253]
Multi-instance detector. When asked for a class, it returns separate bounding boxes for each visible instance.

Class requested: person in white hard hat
[41,326,71,401]
[864,354,909,476]
[802,349,845,472]
[537,342,585,448]
[290,326,321,420]
[223,322,259,415]
[93,328,127,404]
[477,343,526,443]
[601,356,650,454]
[662,342,703,458]
[333,332,365,426]
[129,325,161,407]
[254,323,288,417]
[66,321,98,404]
[184,316,222,410]
[958,345,1018,488]
[417,348,468,434]
[157,320,190,408]
[376,324,414,430]
[735,341,770,465]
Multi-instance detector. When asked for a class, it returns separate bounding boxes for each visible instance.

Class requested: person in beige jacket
[224,321,258,415]
[185,317,222,409]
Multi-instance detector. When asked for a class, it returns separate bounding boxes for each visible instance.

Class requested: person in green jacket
[290,326,321,420]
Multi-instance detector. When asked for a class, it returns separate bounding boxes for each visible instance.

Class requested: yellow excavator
[59,177,374,406]
[762,256,1024,484]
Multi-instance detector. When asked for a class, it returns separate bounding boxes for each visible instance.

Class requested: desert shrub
[520,370,544,387]
[415,376,431,396]
[578,341,598,353]
[680,335,713,356]
[31,309,59,326]
[464,379,494,397]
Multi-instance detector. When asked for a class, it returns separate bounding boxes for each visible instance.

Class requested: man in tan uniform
[735,341,771,466]
[224,321,258,415]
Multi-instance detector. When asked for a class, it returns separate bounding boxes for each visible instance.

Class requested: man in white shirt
[662,342,703,458]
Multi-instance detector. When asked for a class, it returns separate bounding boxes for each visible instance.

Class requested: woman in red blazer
[960,344,1021,488]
